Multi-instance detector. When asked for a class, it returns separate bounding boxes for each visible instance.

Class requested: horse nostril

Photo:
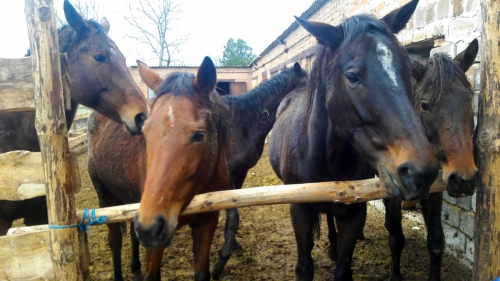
[154,215,168,240]
[134,112,148,131]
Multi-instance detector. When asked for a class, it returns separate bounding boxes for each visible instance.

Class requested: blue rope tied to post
[48,208,107,232]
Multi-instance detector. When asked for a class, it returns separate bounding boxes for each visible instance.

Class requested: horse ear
[293,62,302,74]
[380,0,419,34]
[137,60,163,91]
[194,57,217,95]
[411,59,427,82]
[454,39,479,72]
[100,17,110,34]
[64,0,90,35]
[295,16,343,49]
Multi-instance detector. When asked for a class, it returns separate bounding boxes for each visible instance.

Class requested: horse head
[62,0,148,134]
[412,39,479,197]
[134,57,228,248]
[296,0,439,200]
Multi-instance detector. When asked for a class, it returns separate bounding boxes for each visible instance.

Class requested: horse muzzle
[446,171,478,197]
[134,213,176,248]
[381,162,437,201]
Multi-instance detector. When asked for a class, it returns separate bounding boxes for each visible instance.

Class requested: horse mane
[25,20,106,56]
[58,20,107,53]
[222,66,302,116]
[305,15,401,112]
[413,53,472,111]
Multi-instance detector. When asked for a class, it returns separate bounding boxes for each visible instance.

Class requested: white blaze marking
[376,42,399,88]
[168,106,174,128]
[158,196,164,204]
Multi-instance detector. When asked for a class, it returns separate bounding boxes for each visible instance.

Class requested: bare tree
[124,0,187,67]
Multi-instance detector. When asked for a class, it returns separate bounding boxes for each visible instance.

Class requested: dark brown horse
[211,62,308,278]
[88,61,307,280]
[382,39,479,281]
[268,0,440,280]
[0,0,148,235]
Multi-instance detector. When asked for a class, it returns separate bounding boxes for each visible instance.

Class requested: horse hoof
[210,262,224,280]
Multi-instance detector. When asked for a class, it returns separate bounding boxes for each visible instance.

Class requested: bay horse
[382,39,479,281]
[0,0,148,235]
[133,57,228,281]
[268,0,440,280]
[211,62,308,278]
[88,61,307,280]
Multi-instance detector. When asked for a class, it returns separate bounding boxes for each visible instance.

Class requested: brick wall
[252,0,481,268]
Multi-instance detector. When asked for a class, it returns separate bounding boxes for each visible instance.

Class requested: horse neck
[225,71,299,144]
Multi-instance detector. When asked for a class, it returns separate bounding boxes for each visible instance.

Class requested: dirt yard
[71,145,471,280]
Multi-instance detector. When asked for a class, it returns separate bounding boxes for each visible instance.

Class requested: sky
[0,0,314,66]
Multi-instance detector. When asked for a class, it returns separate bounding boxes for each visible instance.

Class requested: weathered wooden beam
[0,55,71,112]
[0,229,53,280]
[474,0,500,278]
[73,177,447,225]
[0,150,81,201]
[68,134,87,148]
[25,0,84,280]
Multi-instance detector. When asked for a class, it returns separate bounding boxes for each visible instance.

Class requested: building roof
[252,0,329,65]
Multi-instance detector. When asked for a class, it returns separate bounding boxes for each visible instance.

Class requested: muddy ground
[68,145,472,280]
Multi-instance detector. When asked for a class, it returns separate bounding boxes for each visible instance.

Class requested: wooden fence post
[474,0,500,278]
[24,0,83,280]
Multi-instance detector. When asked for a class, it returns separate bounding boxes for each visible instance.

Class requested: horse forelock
[305,15,406,114]
[58,20,108,53]
[414,53,472,111]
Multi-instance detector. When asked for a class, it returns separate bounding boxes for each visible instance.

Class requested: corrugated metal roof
[252,0,329,65]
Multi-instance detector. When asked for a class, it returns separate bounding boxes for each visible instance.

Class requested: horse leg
[326,213,338,261]
[334,203,366,281]
[420,192,444,281]
[290,203,317,281]
[144,247,165,281]
[89,166,125,281]
[106,223,124,281]
[212,174,244,279]
[383,198,405,281]
[129,222,142,281]
[192,211,219,281]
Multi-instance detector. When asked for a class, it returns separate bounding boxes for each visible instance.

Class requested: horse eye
[420,102,429,112]
[93,54,107,63]
[191,131,205,143]
[345,72,360,84]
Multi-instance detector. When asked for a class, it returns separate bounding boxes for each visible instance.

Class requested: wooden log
[474,0,500,278]
[74,177,447,225]
[68,134,87,148]
[0,229,53,280]
[0,55,71,112]
[0,150,81,200]
[25,0,84,280]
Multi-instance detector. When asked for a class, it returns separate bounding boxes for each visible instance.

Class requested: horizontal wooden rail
[75,176,447,224]
[0,150,81,201]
